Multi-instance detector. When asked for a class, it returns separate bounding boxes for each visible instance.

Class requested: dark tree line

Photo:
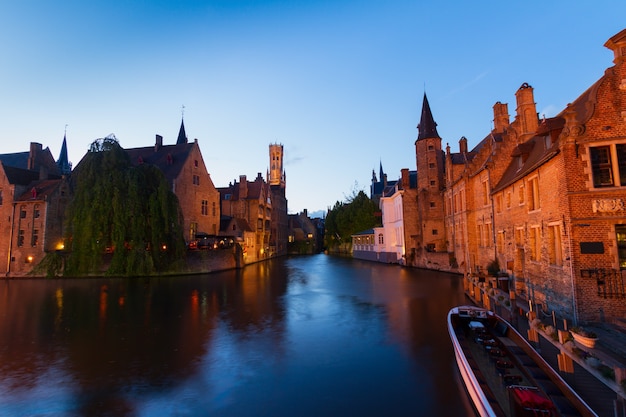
[324,190,379,251]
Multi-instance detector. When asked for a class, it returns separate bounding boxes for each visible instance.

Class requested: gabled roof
[126,143,195,182]
[220,216,253,233]
[492,117,563,193]
[1,164,40,186]
[0,152,29,169]
[417,93,440,140]
[15,179,63,202]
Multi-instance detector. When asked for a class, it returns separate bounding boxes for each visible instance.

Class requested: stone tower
[268,143,285,187]
[414,93,446,252]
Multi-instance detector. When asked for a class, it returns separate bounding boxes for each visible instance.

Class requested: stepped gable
[126,142,194,182]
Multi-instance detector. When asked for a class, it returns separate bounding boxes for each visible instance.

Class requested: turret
[515,83,539,138]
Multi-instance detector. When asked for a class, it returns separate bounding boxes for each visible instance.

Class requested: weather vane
[181,105,185,119]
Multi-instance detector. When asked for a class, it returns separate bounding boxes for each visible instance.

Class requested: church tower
[414,93,446,252]
[56,131,72,175]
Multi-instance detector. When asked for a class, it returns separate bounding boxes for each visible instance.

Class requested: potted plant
[570,326,598,348]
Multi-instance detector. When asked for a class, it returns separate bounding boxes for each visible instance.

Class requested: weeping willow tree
[64,135,186,276]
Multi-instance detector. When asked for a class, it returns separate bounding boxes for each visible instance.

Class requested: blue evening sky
[1,1,624,215]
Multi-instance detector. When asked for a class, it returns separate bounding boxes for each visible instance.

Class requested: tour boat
[447,305,597,417]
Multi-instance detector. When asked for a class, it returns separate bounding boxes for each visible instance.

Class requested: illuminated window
[31,229,39,247]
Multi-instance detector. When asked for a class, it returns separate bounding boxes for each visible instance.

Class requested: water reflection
[0,254,473,416]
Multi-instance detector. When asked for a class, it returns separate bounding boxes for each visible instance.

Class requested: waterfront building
[287,209,319,254]
[125,121,221,246]
[218,173,273,262]
[0,142,70,276]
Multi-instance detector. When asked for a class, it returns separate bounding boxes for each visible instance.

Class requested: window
[201,200,208,215]
[590,144,626,187]
[482,181,489,205]
[0,190,3,205]
[18,230,25,247]
[429,201,436,208]
[31,229,39,247]
[194,159,199,168]
[485,223,492,247]
[432,229,438,236]
[617,225,626,269]
[529,226,541,261]
[20,206,26,219]
[378,233,384,244]
[193,175,200,185]
[518,184,525,205]
[428,145,434,151]
[212,202,216,216]
[497,231,505,253]
[429,163,435,169]
[34,204,40,219]
[478,224,484,247]
[515,228,524,246]
[430,180,436,186]
[506,192,511,209]
[528,177,539,211]
[495,194,502,213]
[547,224,562,266]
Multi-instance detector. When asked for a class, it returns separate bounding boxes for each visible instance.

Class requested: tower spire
[56,126,72,175]
[176,106,188,144]
[417,93,440,140]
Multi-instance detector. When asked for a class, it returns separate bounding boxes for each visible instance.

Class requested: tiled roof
[15,179,63,201]
[417,93,440,140]
[492,118,563,193]
[0,152,29,169]
[1,164,40,186]
[126,143,194,182]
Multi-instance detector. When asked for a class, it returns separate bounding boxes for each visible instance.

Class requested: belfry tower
[268,143,285,187]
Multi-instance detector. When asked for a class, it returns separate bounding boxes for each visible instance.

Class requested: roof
[492,118,563,193]
[126,142,195,182]
[0,152,29,169]
[1,164,41,186]
[15,179,64,202]
[417,93,440,140]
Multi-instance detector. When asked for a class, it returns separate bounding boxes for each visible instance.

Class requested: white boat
[447,305,597,417]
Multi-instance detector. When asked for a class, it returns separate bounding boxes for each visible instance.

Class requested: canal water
[0,254,475,417]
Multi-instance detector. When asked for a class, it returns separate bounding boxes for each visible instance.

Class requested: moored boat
[447,305,597,417]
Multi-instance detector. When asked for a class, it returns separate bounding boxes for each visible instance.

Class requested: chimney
[515,83,538,137]
[492,102,509,133]
[155,134,163,152]
[303,208,308,217]
[239,175,248,199]
[459,136,468,154]
[401,168,410,188]
[28,142,43,170]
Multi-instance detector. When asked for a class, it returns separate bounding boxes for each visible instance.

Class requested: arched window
[378,233,384,244]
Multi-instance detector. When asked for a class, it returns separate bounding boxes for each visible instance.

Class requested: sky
[1,1,625,216]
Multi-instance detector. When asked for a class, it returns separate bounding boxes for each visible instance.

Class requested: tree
[324,190,379,250]
[63,135,185,276]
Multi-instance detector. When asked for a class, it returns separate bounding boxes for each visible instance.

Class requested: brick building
[0,142,70,276]
[219,173,273,263]
[125,121,221,245]
[441,29,626,322]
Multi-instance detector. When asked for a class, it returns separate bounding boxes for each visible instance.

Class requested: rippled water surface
[0,255,474,416]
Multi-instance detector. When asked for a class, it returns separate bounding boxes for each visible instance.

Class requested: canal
[0,254,475,416]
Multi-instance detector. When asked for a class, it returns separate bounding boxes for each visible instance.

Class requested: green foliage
[64,135,185,276]
[324,190,379,249]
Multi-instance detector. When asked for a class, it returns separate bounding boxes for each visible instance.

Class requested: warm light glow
[26,255,34,263]
[56,242,65,250]
[161,244,167,251]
